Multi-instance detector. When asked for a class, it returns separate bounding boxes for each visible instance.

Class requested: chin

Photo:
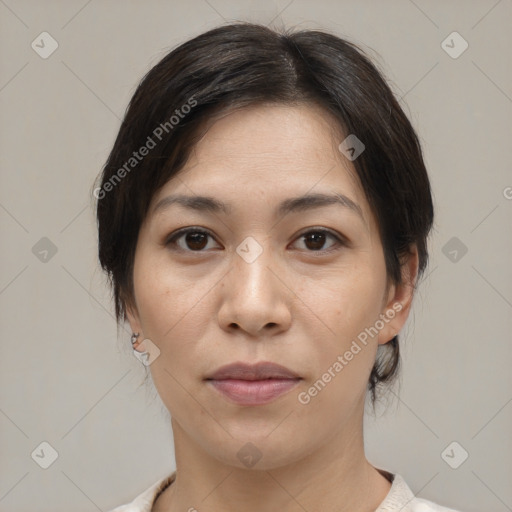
[208,433,312,471]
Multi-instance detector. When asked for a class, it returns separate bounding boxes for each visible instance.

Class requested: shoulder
[107,473,175,512]
[376,473,462,512]
[409,497,462,511]
[409,496,462,512]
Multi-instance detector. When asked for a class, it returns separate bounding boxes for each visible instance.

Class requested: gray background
[1,1,511,511]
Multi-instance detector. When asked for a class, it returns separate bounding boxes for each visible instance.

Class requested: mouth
[205,361,302,406]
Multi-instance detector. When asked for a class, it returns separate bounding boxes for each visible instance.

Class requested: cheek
[297,281,382,421]
[322,264,386,344]
[132,254,206,414]
[132,249,214,383]
[133,250,208,340]
[302,265,385,399]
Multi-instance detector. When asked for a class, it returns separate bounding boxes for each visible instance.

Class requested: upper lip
[206,361,301,381]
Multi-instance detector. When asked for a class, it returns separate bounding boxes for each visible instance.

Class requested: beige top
[108,469,461,511]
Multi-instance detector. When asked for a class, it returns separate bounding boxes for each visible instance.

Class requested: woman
[96,22,461,512]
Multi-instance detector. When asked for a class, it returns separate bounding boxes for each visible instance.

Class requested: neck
[154,408,391,512]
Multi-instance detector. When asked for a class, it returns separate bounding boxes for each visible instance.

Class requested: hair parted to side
[94,22,434,404]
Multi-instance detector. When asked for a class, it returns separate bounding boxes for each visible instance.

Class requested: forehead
[151,103,371,225]
[186,103,349,176]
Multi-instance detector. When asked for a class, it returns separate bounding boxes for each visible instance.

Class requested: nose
[217,244,292,337]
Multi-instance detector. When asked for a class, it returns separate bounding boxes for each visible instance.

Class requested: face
[126,103,416,470]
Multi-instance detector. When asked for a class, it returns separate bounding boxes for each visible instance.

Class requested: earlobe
[377,246,419,345]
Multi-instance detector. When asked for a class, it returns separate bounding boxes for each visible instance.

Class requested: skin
[126,103,419,512]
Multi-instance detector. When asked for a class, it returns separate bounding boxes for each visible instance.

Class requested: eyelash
[165,227,347,255]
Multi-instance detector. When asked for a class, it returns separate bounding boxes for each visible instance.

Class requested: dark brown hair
[94,22,434,403]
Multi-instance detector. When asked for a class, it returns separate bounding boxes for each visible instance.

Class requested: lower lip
[207,378,301,405]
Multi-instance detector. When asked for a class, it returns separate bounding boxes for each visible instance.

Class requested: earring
[131,332,147,353]
[131,332,151,365]
[131,332,141,348]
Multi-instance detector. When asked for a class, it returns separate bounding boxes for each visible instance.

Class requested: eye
[165,227,346,254]
[292,228,345,253]
[165,227,219,252]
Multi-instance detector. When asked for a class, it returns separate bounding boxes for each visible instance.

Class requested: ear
[125,301,149,353]
[125,300,143,339]
[377,245,419,346]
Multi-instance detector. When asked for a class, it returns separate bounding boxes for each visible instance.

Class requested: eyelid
[295,226,348,244]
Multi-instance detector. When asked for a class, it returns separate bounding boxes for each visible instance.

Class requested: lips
[205,361,301,405]
[206,361,300,381]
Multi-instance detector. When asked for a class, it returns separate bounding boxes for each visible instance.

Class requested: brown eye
[165,227,345,254]
[166,228,218,252]
[293,229,344,253]
[183,231,208,250]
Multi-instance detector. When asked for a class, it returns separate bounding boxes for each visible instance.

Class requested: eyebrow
[152,192,364,221]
